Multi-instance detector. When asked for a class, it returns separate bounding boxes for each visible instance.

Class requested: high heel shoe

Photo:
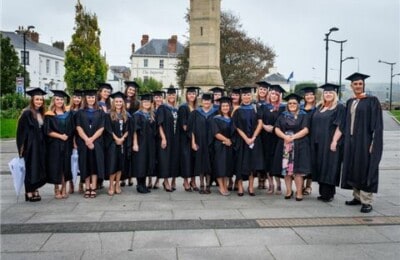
[284,191,294,199]
[33,190,41,201]
[25,193,39,202]
[163,183,172,192]
[183,184,192,192]
[190,181,199,192]
[247,188,256,196]
[266,184,274,194]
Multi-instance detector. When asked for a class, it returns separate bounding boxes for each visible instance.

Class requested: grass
[0,118,17,138]
[390,110,400,122]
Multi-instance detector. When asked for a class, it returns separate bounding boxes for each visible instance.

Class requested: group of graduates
[16,71,383,213]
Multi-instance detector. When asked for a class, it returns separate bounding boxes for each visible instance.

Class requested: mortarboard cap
[124,81,140,88]
[110,91,126,99]
[209,87,225,94]
[284,93,303,102]
[240,86,255,94]
[255,80,272,88]
[230,87,241,94]
[166,85,178,94]
[216,96,232,104]
[51,90,69,98]
[186,86,201,94]
[152,90,166,97]
[300,86,317,95]
[72,89,84,97]
[269,84,286,94]
[97,83,113,91]
[201,93,213,101]
[26,87,47,96]
[345,72,370,82]
[319,83,340,92]
[83,89,98,96]
[139,93,153,101]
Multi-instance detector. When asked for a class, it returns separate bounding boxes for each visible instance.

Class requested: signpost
[16,77,24,95]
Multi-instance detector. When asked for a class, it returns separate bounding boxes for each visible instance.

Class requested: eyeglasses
[287,102,298,105]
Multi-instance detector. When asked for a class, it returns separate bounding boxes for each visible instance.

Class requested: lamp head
[27,25,35,31]
[329,27,339,32]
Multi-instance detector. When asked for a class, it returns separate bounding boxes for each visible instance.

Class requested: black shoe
[360,204,373,213]
[345,199,361,206]
[318,196,333,202]
[120,181,126,187]
[136,185,148,194]
[284,191,293,200]
[247,188,256,196]
[295,197,303,201]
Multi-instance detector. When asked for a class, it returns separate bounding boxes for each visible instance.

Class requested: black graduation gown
[341,96,383,193]
[155,104,179,178]
[75,108,105,180]
[232,104,264,179]
[44,111,74,184]
[188,107,217,176]
[211,115,234,178]
[177,104,195,178]
[301,106,316,180]
[311,104,345,186]
[271,111,311,175]
[104,113,131,179]
[16,110,47,192]
[132,111,156,178]
[260,103,285,175]
[125,98,140,116]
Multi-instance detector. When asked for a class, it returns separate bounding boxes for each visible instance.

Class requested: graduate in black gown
[311,84,345,202]
[146,90,165,190]
[254,80,270,189]
[210,87,224,110]
[44,90,74,199]
[232,87,264,196]
[132,93,156,193]
[104,91,131,196]
[260,84,286,195]
[272,93,311,201]
[189,93,218,194]
[156,86,179,192]
[177,86,200,191]
[75,90,105,198]
[299,86,317,196]
[67,89,83,194]
[227,87,241,191]
[211,96,234,196]
[342,73,383,213]
[97,83,112,113]
[123,81,141,187]
[16,88,47,202]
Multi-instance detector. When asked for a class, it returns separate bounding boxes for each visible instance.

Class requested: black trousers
[319,182,336,199]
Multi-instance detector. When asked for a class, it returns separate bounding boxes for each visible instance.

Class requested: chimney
[131,43,135,53]
[141,34,149,46]
[168,35,177,53]
[52,41,65,50]
[29,31,39,43]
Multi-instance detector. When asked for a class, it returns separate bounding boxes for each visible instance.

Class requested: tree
[64,0,108,94]
[133,77,163,94]
[0,34,28,95]
[176,11,276,89]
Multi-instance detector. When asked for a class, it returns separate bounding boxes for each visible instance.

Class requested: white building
[1,29,65,93]
[130,34,184,87]
[106,66,131,92]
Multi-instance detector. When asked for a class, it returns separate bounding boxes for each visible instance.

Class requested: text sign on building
[16,77,24,94]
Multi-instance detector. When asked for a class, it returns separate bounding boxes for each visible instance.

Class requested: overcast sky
[2,0,399,83]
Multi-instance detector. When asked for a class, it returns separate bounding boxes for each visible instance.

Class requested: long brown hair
[69,95,82,110]
[28,95,46,118]
[185,91,198,112]
[110,98,128,122]
[82,95,100,110]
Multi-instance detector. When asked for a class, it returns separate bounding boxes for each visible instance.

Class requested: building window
[159,59,164,69]
[20,51,29,65]
[55,61,59,75]
[143,76,149,83]
[46,59,50,74]
[144,59,148,67]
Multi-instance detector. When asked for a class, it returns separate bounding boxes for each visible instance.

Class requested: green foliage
[0,34,29,95]
[0,93,29,111]
[64,0,108,94]
[133,77,163,94]
[294,82,318,93]
[176,10,276,88]
[0,118,17,138]
[390,110,400,122]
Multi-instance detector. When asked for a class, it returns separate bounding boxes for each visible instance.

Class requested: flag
[287,72,294,83]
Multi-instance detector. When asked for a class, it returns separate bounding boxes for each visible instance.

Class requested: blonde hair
[48,96,66,113]
[318,91,339,109]
[69,95,82,110]
[110,97,128,122]
[139,100,155,120]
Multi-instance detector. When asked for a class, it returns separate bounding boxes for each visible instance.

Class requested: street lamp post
[324,27,339,84]
[21,25,35,97]
[330,39,350,99]
[378,60,396,111]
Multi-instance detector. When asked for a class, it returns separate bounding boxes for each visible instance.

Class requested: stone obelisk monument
[184,0,224,90]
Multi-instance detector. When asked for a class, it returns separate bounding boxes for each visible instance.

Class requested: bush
[0,93,29,111]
